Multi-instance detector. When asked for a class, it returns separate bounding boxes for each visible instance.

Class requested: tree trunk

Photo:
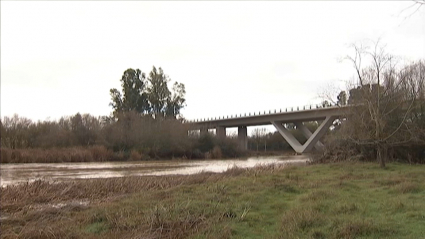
[377,143,386,168]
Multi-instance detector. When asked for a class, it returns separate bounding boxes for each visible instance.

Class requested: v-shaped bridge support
[294,122,324,151]
[271,116,336,153]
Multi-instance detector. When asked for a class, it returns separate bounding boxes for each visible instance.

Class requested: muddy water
[0,155,309,187]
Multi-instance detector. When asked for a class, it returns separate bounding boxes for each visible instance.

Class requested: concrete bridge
[186,105,348,153]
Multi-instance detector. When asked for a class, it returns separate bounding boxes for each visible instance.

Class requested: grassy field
[1,162,425,239]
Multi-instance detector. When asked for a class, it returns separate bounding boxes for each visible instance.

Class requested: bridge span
[187,105,348,153]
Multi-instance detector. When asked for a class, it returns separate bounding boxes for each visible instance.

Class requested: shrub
[130,150,142,161]
[211,146,223,159]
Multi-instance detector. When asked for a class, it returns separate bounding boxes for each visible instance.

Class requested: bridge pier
[200,127,208,136]
[216,126,226,139]
[238,126,248,150]
[294,122,324,151]
[271,116,336,153]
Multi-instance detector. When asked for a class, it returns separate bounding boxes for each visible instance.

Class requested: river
[0,155,309,187]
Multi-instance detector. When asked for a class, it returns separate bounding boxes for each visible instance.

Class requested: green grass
[2,162,425,238]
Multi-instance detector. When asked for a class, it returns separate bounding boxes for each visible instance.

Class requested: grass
[1,162,425,238]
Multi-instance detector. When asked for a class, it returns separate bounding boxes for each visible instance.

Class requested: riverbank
[1,162,424,238]
[0,147,295,164]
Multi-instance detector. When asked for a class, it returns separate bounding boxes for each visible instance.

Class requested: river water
[0,155,309,187]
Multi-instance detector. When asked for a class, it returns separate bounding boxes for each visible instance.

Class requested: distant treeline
[1,66,306,163]
[0,65,333,164]
[0,111,306,163]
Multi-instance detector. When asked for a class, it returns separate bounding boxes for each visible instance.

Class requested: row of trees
[321,42,425,166]
[1,113,101,149]
[0,111,254,159]
[2,112,308,159]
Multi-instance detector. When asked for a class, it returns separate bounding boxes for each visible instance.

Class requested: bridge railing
[185,102,340,123]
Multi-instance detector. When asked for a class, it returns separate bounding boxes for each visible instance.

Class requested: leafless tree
[337,40,425,167]
[399,0,425,20]
[252,128,267,152]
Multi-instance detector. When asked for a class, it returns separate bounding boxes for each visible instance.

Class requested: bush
[130,150,142,161]
[211,146,222,159]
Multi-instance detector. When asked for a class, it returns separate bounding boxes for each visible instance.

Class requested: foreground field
[1,162,425,239]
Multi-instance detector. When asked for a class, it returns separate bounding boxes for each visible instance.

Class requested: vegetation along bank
[1,162,424,238]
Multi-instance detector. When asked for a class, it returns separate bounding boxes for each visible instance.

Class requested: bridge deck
[188,106,347,129]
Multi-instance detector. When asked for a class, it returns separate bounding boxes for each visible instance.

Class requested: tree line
[1,66,262,162]
[1,111,303,161]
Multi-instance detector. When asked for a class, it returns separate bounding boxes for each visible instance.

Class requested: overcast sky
[1,1,424,124]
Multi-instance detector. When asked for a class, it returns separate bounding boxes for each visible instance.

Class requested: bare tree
[339,40,424,167]
[252,128,267,152]
[1,115,32,149]
[399,0,425,20]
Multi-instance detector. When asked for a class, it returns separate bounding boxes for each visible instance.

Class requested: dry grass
[129,150,142,161]
[0,165,259,214]
[280,207,326,238]
[0,164,282,239]
[393,182,421,194]
[0,146,116,163]
[1,162,425,239]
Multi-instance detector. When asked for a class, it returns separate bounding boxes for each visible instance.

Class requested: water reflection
[0,155,309,187]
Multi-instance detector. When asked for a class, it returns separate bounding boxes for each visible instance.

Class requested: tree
[1,115,32,148]
[252,128,267,151]
[337,91,347,106]
[147,67,171,119]
[165,82,186,119]
[341,40,425,167]
[110,68,150,117]
[70,113,101,146]
[110,67,186,120]
[400,1,425,18]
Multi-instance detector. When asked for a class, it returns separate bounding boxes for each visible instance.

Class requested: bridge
[186,104,348,153]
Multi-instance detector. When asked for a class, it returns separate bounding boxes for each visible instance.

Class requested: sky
[1,1,425,127]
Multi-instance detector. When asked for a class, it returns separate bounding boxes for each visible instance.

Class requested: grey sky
[1,1,424,124]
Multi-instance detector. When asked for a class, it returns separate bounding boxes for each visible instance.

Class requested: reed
[0,146,116,164]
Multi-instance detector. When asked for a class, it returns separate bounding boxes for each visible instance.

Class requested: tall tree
[109,67,186,120]
[110,68,150,117]
[147,67,171,119]
[165,82,186,119]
